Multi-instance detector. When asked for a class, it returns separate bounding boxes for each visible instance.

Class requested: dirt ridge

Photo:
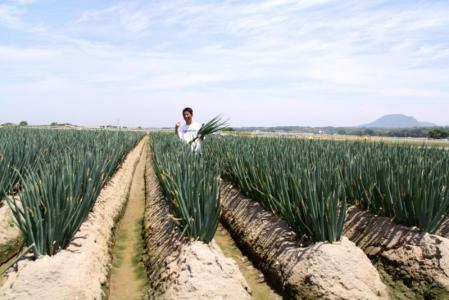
[0,138,145,299]
[220,182,389,300]
[143,146,251,299]
[344,207,449,297]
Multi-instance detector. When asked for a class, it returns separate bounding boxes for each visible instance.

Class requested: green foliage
[189,115,228,145]
[235,126,441,138]
[206,136,449,239]
[343,142,449,233]
[0,128,46,199]
[429,128,449,139]
[4,129,143,256]
[151,133,220,243]
[206,137,347,242]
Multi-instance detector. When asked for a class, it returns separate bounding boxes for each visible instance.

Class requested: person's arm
[175,122,181,138]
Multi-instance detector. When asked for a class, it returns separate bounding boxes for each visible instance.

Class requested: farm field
[230,131,449,148]
[3,0,449,298]
[1,128,449,299]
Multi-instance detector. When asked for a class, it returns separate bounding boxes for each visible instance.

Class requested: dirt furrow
[109,147,148,300]
[214,224,282,300]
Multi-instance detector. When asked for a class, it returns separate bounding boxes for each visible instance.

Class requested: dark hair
[182,107,193,114]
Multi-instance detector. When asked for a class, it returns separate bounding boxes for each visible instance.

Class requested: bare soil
[0,138,145,299]
[143,146,251,299]
[344,207,449,298]
[109,147,148,300]
[162,240,252,300]
[220,182,388,300]
[143,146,184,297]
[0,199,23,266]
[214,224,282,300]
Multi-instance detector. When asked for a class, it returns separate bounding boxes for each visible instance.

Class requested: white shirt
[178,122,202,152]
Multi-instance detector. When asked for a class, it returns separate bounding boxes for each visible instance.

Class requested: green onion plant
[205,136,449,241]
[5,129,143,256]
[151,133,220,242]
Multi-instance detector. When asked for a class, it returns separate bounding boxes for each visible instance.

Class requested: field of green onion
[0,128,143,256]
[206,136,449,237]
[205,135,449,299]
[1,128,449,299]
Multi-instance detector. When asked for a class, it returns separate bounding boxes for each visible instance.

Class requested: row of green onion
[4,128,143,256]
[150,133,220,243]
[205,136,449,242]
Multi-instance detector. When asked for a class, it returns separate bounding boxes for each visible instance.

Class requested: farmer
[175,107,202,153]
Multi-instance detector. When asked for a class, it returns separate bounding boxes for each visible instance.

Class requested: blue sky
[1,0,448,127]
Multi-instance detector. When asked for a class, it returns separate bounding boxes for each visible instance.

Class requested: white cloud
[0,4,24,28]
[1,0,449,126]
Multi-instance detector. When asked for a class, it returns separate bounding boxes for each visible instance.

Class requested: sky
[0,0,448,128]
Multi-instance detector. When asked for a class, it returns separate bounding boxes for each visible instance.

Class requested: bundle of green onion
[189,115,228,145]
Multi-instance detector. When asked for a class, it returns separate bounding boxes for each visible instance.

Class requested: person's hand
[175,122,180,129]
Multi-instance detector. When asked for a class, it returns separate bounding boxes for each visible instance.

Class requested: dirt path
[214,224,282,300]
[109,149,148,300]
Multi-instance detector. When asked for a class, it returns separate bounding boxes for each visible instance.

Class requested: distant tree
[365,129,375,136]
[50,122,58,126]
[337,129,347,135]
[222,127,235,131]
[429,128,449,139]
[1,122,15,127]
[19,121,28,126]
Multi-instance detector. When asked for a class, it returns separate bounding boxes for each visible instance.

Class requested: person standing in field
[175,107,202,153]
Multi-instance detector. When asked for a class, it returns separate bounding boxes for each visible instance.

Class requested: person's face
[183,111,193,124]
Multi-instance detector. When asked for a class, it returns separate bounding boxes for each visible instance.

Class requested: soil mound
[163,241,251,300]
[345,207,449,295]
[220,183,388,299]
[143,149,251,299]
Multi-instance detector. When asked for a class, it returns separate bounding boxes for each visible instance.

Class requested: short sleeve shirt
[178,122,202,152]
[178,122,201,143]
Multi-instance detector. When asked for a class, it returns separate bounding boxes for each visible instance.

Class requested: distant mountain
[362,114,436,129]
